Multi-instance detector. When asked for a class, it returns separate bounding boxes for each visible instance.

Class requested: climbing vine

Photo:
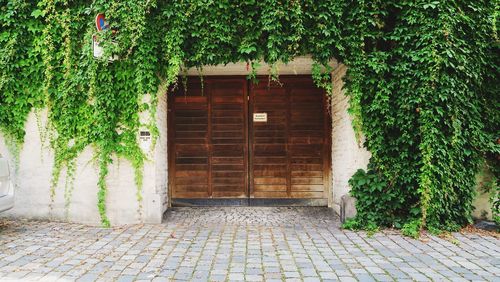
[0,0,497,229]
[343,0,499,234]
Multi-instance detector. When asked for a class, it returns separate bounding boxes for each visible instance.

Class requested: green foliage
[0,0,498,229]
[343,0,499,235]
[342,218,379,236]
[401,219,422,239]
[347,167,404,228]
[0,0,44,144]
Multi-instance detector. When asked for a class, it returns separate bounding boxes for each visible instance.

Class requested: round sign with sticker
[95,13,108,31]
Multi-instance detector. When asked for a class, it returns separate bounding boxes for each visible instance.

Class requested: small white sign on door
[253,113,267,122]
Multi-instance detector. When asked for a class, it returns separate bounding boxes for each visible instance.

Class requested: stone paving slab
[0,207,499,281]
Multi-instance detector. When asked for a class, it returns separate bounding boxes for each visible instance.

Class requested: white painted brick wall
[154,90,169,217]
[185,56,333,76]
[330,64,371,214]
[0,93,169,225]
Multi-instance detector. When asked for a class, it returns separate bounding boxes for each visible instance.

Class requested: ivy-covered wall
[0,95,169,225]
[0,1,498,230]
[342,1,499,234]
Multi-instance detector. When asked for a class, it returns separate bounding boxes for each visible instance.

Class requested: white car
[0,156,14,213]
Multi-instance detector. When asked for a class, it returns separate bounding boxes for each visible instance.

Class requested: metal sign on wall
[95,13,109,31]
[253,113,267,122]
[93,13,118,61]
[92,35,103,58]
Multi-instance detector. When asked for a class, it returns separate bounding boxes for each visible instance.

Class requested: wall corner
[330,63,371,215]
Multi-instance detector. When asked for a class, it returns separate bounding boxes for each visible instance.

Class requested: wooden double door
[168,76,330,205]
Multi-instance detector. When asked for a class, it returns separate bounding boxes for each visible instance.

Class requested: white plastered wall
[0,57,374,225]
[0,92,168,226]
[330,63,371,214]
[184,56,330,76]
[472,166,494,220]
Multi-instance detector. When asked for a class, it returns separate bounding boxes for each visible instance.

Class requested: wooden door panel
[249,77,329,199]
[175,162,207,168]
[175,157,208,164]
[174,96,207,103]
[253,191,288,198]
[210,79,247,198]
[290,191,324,198]
[175,170,208,177]
[170,75,329,202]
[170,80,209,198]
[170,77,248,199]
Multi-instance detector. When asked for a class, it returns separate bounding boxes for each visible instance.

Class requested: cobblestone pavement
[0,207,499,282]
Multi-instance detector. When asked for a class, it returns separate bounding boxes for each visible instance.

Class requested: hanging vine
[0,0,497,230]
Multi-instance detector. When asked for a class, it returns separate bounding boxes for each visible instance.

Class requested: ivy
[342,0,499,233]
[0,0,498,230]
